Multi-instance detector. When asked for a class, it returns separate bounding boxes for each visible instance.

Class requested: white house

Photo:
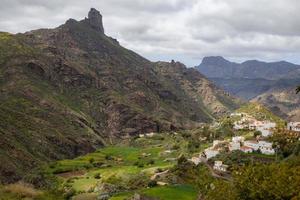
[287,122,300,132]
[233,122,247,130]
[229,142,240,151]
[204,148,219,159]
[240,146,253,153]
[230,112,243,117]
[256,121,276,137]
[244,140,260,151]
[258,141,275,155]
[213,161,229,172]
[232,136,245,143]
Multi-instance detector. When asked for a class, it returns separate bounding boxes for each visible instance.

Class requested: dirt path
[150,169,169,180]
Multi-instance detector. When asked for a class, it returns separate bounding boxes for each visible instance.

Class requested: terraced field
[41,132,205,200]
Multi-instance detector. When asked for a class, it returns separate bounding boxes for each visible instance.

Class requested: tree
[297,86,300,94]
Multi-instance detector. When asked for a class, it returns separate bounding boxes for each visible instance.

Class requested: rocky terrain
[0,9,240,183]
[252,87,300,121]
[196,56,300,120]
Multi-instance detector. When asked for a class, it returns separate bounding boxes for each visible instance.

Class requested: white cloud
[0,0,300,66]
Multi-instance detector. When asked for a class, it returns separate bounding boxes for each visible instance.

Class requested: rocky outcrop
[84,8,105,33]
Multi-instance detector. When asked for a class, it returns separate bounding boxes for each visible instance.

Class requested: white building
[287,122,300,132]
[244,140,260,151]
[204,148,219,159]
[258,141,275,155]
[229,142,240,151]
[233,122,247,130]
[213,161,229,172]
[240,146,253,153]
[256,121,276,137]
[230,112,243,117]
[232,136,245,143]
[243,140,275,155]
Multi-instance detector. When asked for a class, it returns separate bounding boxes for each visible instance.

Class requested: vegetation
[237,103,285,127]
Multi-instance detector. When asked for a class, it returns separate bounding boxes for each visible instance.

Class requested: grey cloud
[0,0,300,66]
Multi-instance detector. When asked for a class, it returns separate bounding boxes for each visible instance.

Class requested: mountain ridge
[197,56,300,80]
[0,9,241,183]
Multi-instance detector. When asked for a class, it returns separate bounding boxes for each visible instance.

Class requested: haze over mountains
[0,9,241,182]
[196,56,300,120]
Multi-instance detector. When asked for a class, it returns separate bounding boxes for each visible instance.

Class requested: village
[189,112,300,174]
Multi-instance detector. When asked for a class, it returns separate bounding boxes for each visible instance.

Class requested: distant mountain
[195,56,300,120]
[197,56,300,80]
[0,9,241,183]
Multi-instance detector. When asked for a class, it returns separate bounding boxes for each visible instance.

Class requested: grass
[237,103,285,126]
[110,185,198,200]
[141,185,198,200]
[0,183,64,200]
[72,177,98,192]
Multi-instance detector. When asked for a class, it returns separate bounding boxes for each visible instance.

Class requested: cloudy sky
[1,0,300,66]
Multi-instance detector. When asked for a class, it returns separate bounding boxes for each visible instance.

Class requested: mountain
[196,56,300,120]
[197,56,300,80]
[252,87,300,121]
[0,9,241,183]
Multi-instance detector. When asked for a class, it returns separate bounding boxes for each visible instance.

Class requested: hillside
[196,56,300,100]
[0,9,241,183]
[252,87,300,121]
[197,56,300,80]
[195,56,300,120]
[237,103,285,126]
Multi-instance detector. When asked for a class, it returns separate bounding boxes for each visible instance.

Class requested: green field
[110,185,198,200]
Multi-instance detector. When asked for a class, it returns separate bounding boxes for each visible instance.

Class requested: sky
[0,0,300,67]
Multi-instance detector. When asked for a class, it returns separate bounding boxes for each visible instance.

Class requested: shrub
[137,163,144,168]
[94,173,101,179]
[93,162,104,167]
[155,168,163,173]
[89,158,95,164]
[147,159,155,165]
[148,180,157,188]
[105,155,113,160]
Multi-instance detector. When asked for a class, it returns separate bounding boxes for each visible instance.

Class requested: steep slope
[252,87,300,121]
[0,9,240,183]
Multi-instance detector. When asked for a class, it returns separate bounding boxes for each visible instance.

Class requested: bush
[93,162,104,167]
[89,158,95,164]
[147,159,155,165]
[155,168,164,173]
[94,173,101,179]
[172,144,180,150]
[137,163,144,168]
[148,180,157,188]
[105,155,113,160]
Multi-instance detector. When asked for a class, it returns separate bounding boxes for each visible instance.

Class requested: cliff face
[0,9,240,183]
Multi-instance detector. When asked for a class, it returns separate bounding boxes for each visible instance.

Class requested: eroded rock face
[86,8,105,33]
